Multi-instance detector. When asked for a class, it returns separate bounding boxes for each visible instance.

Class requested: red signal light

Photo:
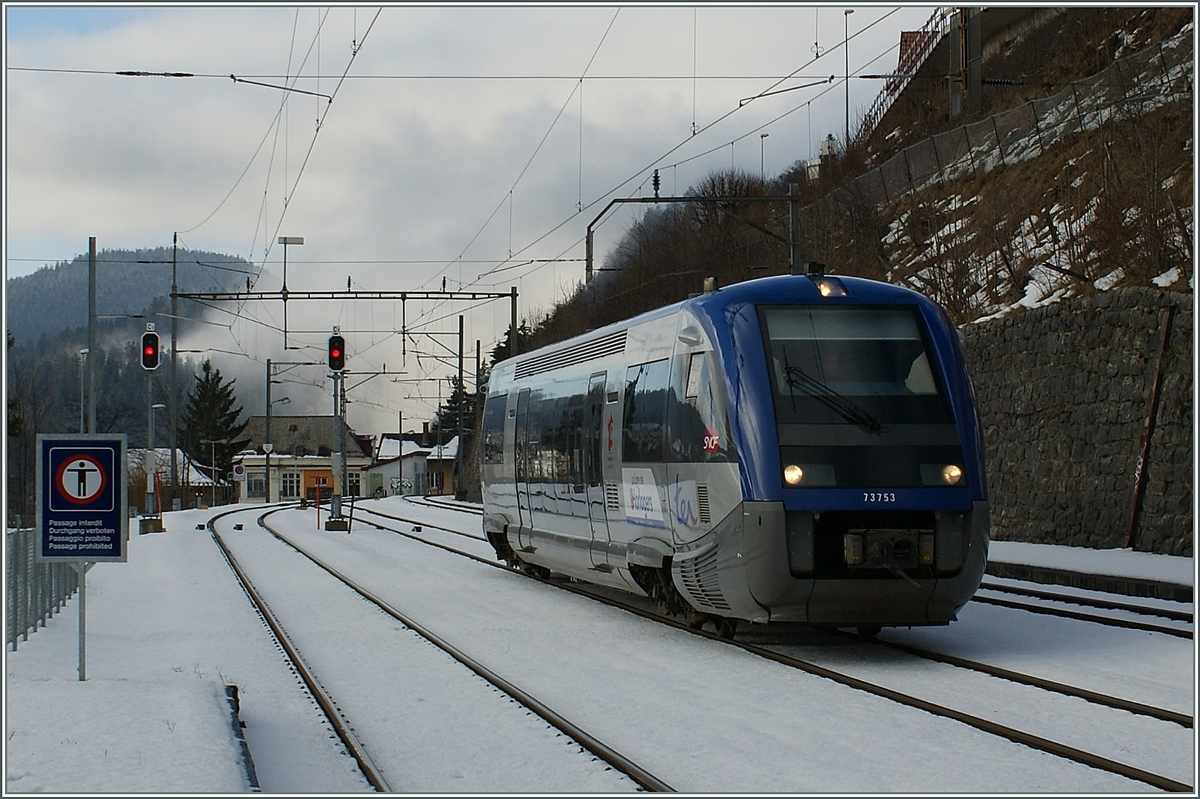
[140,332,160,370]
[328,335,345,371]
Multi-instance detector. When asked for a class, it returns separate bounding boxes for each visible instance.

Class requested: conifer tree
[178,359,249,483]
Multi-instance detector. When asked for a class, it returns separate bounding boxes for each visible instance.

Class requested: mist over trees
[5,247,255,345]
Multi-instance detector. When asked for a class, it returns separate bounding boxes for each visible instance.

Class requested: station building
[232,415,373,504]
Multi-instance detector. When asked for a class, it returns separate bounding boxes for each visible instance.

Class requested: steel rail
[729,636,1193,792]
[355,504,487,543]
[331,506,1194,792]
[404,495,484,516]
[206,509,392,792]
[256,509,675,793]
[972,593,1193,639]
[977,580,1193,623]
[844,632,1193,728]
[546,578,1196,792]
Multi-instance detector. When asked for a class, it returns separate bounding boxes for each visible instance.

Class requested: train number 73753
[863,492,897,503]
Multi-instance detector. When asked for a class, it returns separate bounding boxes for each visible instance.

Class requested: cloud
[6,4,939,434]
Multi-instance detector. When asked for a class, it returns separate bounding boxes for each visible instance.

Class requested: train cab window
[761,307,954,426]
[623,360,670,462]
[668,351,734,463]
[482,392,507,464]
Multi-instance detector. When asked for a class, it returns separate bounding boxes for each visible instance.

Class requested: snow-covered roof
[239,415,372,459]
[127,448,220,486]
[374,437,436,461]
[425,436,459,462]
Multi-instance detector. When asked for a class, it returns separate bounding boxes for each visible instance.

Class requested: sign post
[36,434,128,680]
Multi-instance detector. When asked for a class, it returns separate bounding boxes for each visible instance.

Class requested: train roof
[501,273,939,371]
[688,273,942,318]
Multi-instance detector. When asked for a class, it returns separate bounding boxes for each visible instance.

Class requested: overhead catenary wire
[15,8,922,425]
[464,8,905,292]
[414,8,622,299]
[11,66,898,81]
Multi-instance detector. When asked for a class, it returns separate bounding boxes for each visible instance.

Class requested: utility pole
[169,233,179,505]
[456,315,464,500]
[844,9,854,148]
[87,237,96,434]
[790,183,802,274]
[136,238,180,507]
[265,359,273,503]
[337,373,347,513]
[510,287,519,357]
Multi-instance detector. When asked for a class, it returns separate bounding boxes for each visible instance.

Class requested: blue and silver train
[480,272,988,636]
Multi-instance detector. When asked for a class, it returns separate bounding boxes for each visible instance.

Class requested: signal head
[140,332,160,370]
[328,334,346,371]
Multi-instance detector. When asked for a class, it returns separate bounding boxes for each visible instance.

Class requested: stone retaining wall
[963,288,1192,556]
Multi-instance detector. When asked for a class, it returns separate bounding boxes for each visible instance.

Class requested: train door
[584,372,611,568]
[514,388,533,550]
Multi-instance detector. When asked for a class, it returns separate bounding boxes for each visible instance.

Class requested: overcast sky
[5,3,939,432]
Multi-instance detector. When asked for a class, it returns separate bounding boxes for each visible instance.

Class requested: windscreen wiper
[782,365,884,435]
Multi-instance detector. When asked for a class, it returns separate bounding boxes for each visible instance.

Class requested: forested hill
[5,247,253,346]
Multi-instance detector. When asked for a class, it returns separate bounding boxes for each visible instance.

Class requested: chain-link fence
[6,527,80,650]
[857,7,955,147]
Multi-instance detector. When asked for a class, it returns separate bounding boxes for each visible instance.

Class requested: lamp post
[759,132,769,182]
[78,349,89,433]
[145,403,165,518]
[201,438,225,508]
[844,8,854,149]
[265,392,290,503]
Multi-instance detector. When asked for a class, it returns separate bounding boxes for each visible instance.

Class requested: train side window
[685,352,704,400]
[482,392,507,464]
[623,359,669,462]
[669,352,734,463]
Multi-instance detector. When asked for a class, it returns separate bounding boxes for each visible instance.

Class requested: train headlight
[783,464,804,486]
[921,463,965,486]
[808,276,848,298]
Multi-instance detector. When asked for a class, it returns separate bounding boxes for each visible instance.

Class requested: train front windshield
[761,306,965,488]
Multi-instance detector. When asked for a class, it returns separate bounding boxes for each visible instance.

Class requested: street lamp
[201,438,226,508]
[265,395,290,503]
[760,132,769,182]
[78,349,89,433]
[844,9,854,149]
[145,403,165,518]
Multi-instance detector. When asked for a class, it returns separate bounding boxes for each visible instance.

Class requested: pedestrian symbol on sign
[51,451,110,510]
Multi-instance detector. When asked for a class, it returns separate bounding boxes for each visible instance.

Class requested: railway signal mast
[326,329,349,531]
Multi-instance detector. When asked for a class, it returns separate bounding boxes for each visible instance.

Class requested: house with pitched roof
[232,415,373,504]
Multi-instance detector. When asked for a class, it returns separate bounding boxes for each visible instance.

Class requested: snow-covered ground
[5,500,1195,793]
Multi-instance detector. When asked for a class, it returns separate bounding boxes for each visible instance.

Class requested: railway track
[361,497,1194,792]
[978,580,1193,623]
[405,495,484,516]
[209,506,669,793]
[971,583,1193,639]
[207,508,391,792]
[842,631,1193,728]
